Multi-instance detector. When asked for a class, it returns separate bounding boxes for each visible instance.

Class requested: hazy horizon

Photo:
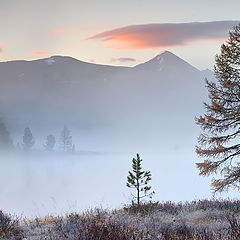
[1,1,239,218]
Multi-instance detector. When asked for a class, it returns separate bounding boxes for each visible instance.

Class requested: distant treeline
[0,118,75,153]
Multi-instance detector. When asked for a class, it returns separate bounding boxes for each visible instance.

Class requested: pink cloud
[48,26,87,37]
[0,10,3,14]
[48,28,69,36]
[0,44,4,52]
[28,51,50,56]
[62,43,81,50]
[88,21,240,50]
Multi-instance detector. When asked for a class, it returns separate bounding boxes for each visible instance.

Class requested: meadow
[1,199,240,239]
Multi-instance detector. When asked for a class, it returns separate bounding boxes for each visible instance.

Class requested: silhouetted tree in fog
[22,127,34,151]
[44,134,56,152]
[0,118,13,151]
[16,142,21,151]
[72,144,76,153]
[59,126,72,152]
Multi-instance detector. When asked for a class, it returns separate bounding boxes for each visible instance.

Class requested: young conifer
[126,153,154,208]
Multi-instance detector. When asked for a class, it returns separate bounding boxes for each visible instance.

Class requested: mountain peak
[152,50,181,61]
[135,50,199,73]
[155,50,172,57]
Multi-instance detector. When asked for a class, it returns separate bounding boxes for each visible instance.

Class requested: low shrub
[52,211,140,239]
[123,201,159,215]
[11,199,240,239]
[0,210,24,239]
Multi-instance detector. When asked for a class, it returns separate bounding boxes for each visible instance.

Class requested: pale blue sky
[0,0,240,69]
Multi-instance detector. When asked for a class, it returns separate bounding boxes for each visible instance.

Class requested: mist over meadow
[1,51,238,218]
[1,150,239,218]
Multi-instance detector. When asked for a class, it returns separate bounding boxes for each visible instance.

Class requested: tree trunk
[137,180,140,211]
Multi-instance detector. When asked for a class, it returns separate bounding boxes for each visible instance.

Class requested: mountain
[135,50,199,73]
[0,51,212,151]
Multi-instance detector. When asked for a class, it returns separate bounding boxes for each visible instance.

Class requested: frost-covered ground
[2,199,240,239]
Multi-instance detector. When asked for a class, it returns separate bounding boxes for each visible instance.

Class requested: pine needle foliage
[126,153,154,208]
[196,24,240,193]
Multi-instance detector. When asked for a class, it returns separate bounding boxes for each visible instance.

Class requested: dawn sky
[1,0,240,69]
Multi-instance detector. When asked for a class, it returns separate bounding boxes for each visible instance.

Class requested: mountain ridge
[0,50,212,151]
[0,51,204,72]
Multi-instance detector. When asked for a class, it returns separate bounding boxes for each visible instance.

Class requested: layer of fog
[0,52,232,218]
[1,150,239,218]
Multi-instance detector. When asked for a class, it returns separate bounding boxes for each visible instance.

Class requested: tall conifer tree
[59,126,72,152]
[196,24,240,192]
[44,134,56,152]
[22,127,34,151]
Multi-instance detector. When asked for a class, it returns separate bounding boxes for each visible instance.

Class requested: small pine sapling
[126,153,154,209]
